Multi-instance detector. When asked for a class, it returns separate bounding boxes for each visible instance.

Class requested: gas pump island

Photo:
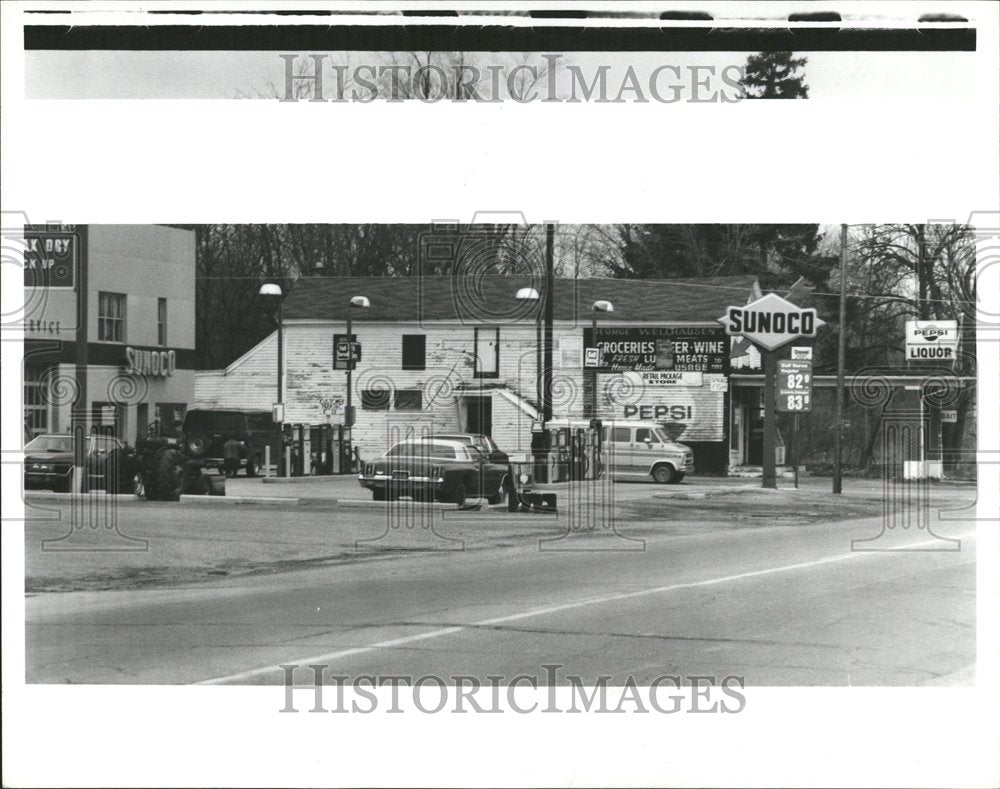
[717,293,825,489]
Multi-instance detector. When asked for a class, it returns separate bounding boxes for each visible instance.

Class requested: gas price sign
[777,359,813,412]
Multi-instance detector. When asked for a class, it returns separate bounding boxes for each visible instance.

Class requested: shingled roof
[283,275,760,324]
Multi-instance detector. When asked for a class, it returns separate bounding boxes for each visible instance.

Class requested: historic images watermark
[279,665,746,714]
[277,53,745,103]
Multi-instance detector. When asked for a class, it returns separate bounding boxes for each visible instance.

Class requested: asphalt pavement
[25,479,977,686]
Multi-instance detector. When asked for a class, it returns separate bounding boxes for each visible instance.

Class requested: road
[25,482,977,686]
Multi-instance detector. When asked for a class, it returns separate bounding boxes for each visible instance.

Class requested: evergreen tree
[740,51,809,98]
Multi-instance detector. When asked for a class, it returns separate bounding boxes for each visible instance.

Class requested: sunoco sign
[718,293,824,352]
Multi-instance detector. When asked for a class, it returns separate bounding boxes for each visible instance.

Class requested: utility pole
[542,223,555,423]
[762,349,777,489]
[833,223,848,494]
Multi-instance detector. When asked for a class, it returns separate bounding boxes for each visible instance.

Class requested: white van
[544,418,694,484]
[606,421,693,483]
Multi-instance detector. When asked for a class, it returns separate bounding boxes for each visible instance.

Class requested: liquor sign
[333,334,360,369]
[905,320,958,361]
[718,293,825,352]
[23,230,79,289]
[584,326,728,373]
[777,359,813,412]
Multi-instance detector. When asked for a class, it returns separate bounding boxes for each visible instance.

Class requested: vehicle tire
[373,488,387,502]
[451,481,467,508]
[651,464,676,485]
[246,454,260,477]
[155,449,185,501]
[486,475,508,506]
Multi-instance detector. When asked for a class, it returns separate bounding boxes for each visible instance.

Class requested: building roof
[283,275,760,324]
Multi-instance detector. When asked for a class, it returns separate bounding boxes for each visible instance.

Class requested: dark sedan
[358,438,509,507]
[24,434,136,493]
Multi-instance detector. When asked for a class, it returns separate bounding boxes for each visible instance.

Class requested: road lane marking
[197,533,974,685]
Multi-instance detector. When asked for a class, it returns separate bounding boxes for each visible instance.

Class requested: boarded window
[474,327,499,378]
[394,390,422,410]
[402,335,426,370]
[362,389,391,410]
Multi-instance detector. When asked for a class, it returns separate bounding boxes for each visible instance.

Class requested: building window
[402,334,426,370]
[154,403,186,433]
[98,292,126,343]
[361,388,391,411]
[157,298,168,346]
[474,327,499,379]
[24,366,50,437]
[394,390,422,410]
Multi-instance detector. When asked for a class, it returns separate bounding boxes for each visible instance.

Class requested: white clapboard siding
[194,321,725,454]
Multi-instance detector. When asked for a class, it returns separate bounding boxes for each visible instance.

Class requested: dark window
[611,427,631,442]
[24,366,50,437]
[474,327,499,378]
[635,428,659,443]
[402,335,426,370]
[98,292,126,343]
[157,298,168,346]
[154,403,187,432]
[362,389,391,410]
[394,390,422,410]
[183,410,241,433]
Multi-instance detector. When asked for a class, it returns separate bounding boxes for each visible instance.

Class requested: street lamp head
[259,283,282,298]
[593,300,614,313]
[516,287,540,301]
[350,295,370,309]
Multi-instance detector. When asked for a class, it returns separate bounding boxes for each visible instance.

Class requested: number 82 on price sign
[777,359,813,412]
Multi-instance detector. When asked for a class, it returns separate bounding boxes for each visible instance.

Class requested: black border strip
[24,25,976,52]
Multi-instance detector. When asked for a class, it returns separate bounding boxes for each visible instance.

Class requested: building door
[136,403,149,443]
[463,396,492,436]
[746,406,764,465]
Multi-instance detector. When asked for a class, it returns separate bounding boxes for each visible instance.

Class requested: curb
[261,476,354,485]
[335,498,481,511]
[180,495,300,506]
[25,491,137,501]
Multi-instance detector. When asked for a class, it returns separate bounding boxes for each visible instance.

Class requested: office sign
[718,293,824,352]
[777,359,813,412]
[584,326,728,373]
[905,320,958,360]
[23,230,79,289]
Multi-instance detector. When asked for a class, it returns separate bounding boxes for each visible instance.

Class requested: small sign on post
[790,346,813,361]
[777,359,813,412]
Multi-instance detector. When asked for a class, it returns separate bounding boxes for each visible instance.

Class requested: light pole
[258,283,284,407]
[590,300,614,419]
[344,295,370,434]
[516,287,541,411]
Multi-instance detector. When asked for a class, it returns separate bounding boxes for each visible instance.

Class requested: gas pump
[513,418,604,511]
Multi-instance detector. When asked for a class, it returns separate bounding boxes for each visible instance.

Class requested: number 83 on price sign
[777,359,813,412]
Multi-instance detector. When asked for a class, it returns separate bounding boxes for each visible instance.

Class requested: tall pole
[276,299,284,404]
[833,223,848,494]
[590,311,598,419]
[345,309,353,427]
[542,223,555,423]
[762,349,777,489]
